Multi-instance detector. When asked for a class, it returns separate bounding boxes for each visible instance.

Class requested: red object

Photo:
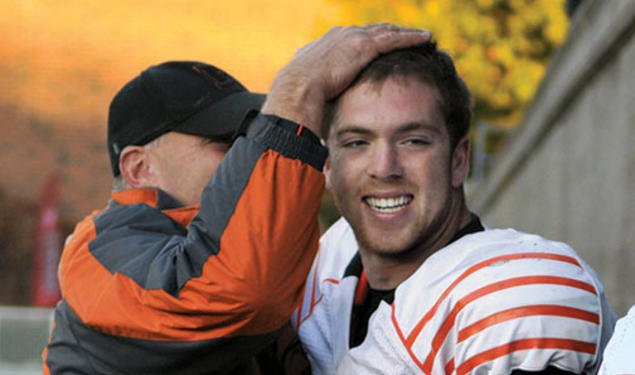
[31,175,62,306]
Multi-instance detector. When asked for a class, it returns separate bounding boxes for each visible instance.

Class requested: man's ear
[119,146,155,189]
[324,157,332,191]
[451,136,470,188]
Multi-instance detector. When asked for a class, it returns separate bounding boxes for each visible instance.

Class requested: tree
[320,0,569,126]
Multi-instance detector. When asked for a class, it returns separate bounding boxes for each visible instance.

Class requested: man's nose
[366,142,403,181]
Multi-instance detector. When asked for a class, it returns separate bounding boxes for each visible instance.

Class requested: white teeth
[365,196,412,213]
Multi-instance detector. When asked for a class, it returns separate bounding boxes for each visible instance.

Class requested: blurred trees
[321,0,569,126]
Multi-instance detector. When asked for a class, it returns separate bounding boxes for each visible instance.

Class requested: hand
[262,24,431,136]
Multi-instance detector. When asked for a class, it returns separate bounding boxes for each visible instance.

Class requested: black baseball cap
[108,61,265,176]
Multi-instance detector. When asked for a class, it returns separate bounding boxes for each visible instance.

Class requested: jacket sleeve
[56,114,327,342]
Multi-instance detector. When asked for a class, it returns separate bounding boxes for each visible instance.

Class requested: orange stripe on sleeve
[299,295,324,326]
[295,280,307,328]
[391,304,426,370]
[444,358,455,375]
[405,253,581,347]
[456,338,596,375]
[297,251,322,330]
[298,255,348,328]
[457,304,599,343]
[421,276,597,374]
[309,252,321,317]
[296,251,321,329]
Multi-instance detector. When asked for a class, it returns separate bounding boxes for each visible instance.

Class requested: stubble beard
[334,190,453,263]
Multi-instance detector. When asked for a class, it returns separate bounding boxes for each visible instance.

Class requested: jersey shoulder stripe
[389,228,609,374]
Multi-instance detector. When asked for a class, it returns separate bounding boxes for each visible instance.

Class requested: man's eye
[342,140,368,148]
[403,138,430,146]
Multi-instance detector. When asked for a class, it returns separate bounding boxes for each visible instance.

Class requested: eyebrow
[396,122,441,135]
[334,126,373,138]
[334,121,441,139]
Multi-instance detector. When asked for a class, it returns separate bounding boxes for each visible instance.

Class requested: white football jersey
[599,305,635,375]
[293,218,616,375]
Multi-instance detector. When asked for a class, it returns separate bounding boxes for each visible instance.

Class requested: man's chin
[356,233,417,257]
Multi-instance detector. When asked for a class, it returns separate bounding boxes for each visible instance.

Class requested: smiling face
[325,76,470,262]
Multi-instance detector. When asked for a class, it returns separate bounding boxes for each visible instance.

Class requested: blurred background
[0,0,633,373]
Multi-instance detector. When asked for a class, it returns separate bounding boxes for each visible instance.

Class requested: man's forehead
[328,75,444,135]
[334,121,442,136]
[352,73,439,96]
[335,75,442,115]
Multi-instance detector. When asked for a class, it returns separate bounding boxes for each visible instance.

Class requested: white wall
[469,0,635,315]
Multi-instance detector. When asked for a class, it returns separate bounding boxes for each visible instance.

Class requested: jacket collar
[110,188,199,227]
[111,188,183,209]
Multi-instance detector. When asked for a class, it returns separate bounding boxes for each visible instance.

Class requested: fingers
[361,23,432,54]
[323,24,431,94]
[376,28,432,53]
[361,23,425,37]
[263,23,432,136]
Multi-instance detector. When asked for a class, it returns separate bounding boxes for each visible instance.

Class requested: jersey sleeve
[599,305,635,375]
[390,229,616,375]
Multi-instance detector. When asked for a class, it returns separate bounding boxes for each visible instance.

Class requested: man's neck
[360,193,473,290]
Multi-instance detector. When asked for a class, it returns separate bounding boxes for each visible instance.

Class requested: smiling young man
[294,42,616,374]
[325,74,471,292]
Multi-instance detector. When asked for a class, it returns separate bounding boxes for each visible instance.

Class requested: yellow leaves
[544,6,568,44]
[487,44,514,66]
[331,0,569,126]
[509,0,528,11]
[393,2,420,25]
[491,91,513,108]
[477,0,496,9]
[455,37,469,54]
[503,59,546,104]
[424,0,441,17]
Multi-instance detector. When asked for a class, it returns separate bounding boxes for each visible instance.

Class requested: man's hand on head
[261,24,431,136]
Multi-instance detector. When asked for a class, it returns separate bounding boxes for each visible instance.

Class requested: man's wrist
[261,68,325,137]
[247,114,328,171]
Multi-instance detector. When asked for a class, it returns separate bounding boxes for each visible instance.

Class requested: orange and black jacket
[43,114,327,374]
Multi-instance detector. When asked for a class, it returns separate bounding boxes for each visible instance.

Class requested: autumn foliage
[322,0,569,126]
